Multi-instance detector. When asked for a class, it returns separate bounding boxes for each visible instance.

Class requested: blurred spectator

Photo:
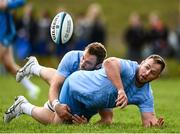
[175,24,180,61]
[73,12,90,50]
[124,12,146,62]
[14,3,38,58]
[13,11,31,60]
[146,12,173,57]
[168,30,179,59]
[36,9,54,56]
[74,3,107,50]
[87,3,106,45]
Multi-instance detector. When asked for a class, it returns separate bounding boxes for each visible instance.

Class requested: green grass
[0,75,180,132]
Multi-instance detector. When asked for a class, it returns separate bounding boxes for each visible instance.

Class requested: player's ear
[95,63,102,69]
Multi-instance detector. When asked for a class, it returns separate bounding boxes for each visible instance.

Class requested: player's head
[136,54,165,84]
[79,42,107,70]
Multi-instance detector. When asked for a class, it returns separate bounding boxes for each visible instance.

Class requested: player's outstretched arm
[103,57,128,108]
[49,73,72,120]
[141,112,164,127]
[49,73,65,103]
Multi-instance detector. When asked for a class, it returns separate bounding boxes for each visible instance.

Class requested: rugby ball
[50,11,73,45]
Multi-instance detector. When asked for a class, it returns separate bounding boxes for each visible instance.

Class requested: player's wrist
[52,99,60,110]
[117,88,124,92]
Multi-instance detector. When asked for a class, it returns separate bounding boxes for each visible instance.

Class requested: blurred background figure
[14,3,38,59]
[168,27,179,61]
[145,12,173,57]
[175,18,180,61]
[0,0,40,99]
[86,3,106,46]
[169,16,180,62]
[36,9,54,56]
[74,3,107,50]
[73,12,89,50]
[124,12,146,62]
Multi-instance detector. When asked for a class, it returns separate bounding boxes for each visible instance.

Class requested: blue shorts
[0,35,14,48]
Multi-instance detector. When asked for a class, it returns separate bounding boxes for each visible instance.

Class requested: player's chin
[138,78,147,84]
[141,80,148,84]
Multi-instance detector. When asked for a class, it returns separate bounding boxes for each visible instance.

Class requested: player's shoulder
[120,59,138,68]
[65,50,83,56]
[62,50,83,62]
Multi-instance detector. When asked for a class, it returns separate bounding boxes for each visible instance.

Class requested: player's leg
[31,107,61,124]
[32,101,63,124]
[3,96,62,124]
[0,43,6,62]
[16,56,56,85]
[2,46,20,75]
[2,47,40,99]
[39,66,57,85]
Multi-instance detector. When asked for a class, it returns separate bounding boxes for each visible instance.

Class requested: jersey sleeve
[7,0,26,9]
[138,98,154,113]
[138,90,155,113]
[119,59,138,78]
[57,51,74,77]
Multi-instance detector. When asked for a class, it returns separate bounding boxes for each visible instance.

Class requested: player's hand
[152,117,164,127]
[72,114,88,124]
[55,103,72,120]
[145,117,164,127]
[157,117,164,126]
[115,89,128,109]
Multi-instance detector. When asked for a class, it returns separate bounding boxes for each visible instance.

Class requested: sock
[31,64,43,76]
[21,102,35,116]
[20,77,38,92]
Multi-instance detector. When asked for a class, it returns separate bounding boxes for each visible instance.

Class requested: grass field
[0,75,180,133]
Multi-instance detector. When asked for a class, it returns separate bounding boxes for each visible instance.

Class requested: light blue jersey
[0,0,26,47]
[59,58,154,119]
[57,50,83,77]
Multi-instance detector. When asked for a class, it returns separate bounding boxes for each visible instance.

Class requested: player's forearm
[48,74,65,103]
[49,86,60,103]
[48,80,62,103]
